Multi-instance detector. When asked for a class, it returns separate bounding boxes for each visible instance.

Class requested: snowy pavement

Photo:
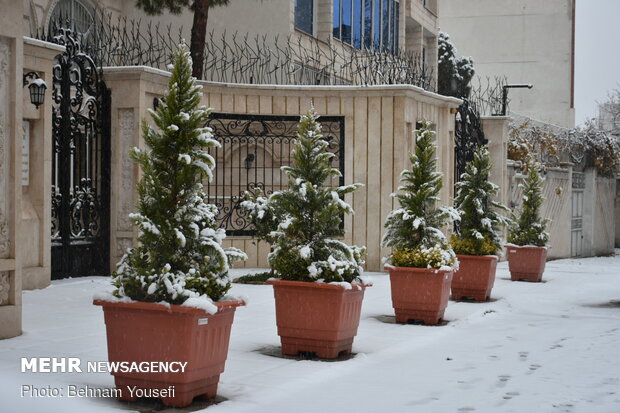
[1,254,619,413]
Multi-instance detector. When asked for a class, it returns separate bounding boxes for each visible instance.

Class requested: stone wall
[507,162,616,260]
[20,37,63,290]
[103,67,461,272]
[0,0,24,339]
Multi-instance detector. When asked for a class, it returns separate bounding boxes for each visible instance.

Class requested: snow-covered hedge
[509,118,620,177]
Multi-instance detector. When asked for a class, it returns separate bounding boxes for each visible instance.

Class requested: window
[382,0,390,49]
[353,0,363,48]
[295,0,314,35]
[48,0,94,36]
[363,0,373,48]
[341,0,352,44]
[333,0,341,38]
[333,0,400,53]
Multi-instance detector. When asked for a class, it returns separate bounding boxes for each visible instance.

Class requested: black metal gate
[203,113,345,236]
[51,29,111,279]
[454,99,487,184]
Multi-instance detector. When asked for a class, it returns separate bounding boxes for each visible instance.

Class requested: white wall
[438,0,575,127]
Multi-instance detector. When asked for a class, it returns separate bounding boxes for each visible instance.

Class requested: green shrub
[382,121,458,269]
[242,110,365,283]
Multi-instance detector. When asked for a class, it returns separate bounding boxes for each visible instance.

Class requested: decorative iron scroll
[50,28,111,279]
[454,99,487,185]
[204,113,345,236]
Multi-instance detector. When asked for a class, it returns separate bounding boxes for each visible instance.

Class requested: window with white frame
[333,0,399,53]
[295,0,314,35]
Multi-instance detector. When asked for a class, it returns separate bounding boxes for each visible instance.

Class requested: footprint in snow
[503,391,520,400]
[527,364,542,374]
[457,407,476,412]
[496,375,511,387]
[519,351,529,361]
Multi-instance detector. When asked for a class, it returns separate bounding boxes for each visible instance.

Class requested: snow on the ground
[1,255,619,413]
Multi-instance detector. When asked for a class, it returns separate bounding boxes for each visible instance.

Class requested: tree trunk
[190,0,210,79]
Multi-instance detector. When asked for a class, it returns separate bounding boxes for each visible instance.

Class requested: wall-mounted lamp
[494,84,533,116]
[23,72,47,109]
[244,153,255,170]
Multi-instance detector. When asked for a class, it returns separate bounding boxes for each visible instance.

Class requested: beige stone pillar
[20,38,64,290]
[0,0,24,339]
[481,116,510,208]
[102,67,170,271]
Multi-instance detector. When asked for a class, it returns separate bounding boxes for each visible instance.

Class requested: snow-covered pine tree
[451,146,509,255]
[112,43,246,305]
[382,121,458,269]
[508,157,549,247]
[241,109,365,283]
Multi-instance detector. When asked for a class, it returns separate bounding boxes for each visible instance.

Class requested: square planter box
[94,299,244,407]
[452,254,498,301]
[506,245,548,282]
[266,280,366,359]
[386,266,453,325]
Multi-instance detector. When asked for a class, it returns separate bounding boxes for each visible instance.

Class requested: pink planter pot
[506,245,548,282]
[266,280,367,359]
[94,299,244,407]
[452,254,498,301]
[386,266,453,325]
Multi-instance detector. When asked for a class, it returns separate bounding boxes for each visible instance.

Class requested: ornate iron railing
[204,113,345,236]
[38,9,434,90]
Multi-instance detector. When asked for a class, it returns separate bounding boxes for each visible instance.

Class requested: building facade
[438,0,576,128]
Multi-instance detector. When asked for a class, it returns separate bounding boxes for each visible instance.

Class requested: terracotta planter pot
[452,255,498,301]
[506,245,548,282]
[386,266,453,325]
[266,280,366,359]
[94,299,244,407]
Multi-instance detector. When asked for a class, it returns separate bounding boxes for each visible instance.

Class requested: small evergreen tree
[508,157,549,246]
[242,110,365,283]
[451,146,509,255]
[382,121,458,269]
[112,44,246,305]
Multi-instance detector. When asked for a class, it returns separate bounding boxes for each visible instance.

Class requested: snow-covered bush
[382,121,458,270]
[438,31,475,99]
[451,146,509,255]
[508,118,620,177]
[241,109,365,283]
[112,44,246,305]
[508,157,549,247]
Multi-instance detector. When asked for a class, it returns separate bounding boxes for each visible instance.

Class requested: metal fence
[38,9,434,90]
[203,113,345,235]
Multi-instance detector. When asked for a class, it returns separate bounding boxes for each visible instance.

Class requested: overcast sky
[574,0,620,125]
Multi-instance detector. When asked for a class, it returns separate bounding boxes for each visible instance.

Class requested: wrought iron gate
[454,99,487,184]
[204,113,345,236]
[51,29,111,279]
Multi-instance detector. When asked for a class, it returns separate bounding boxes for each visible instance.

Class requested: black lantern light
[23,72,47,109]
